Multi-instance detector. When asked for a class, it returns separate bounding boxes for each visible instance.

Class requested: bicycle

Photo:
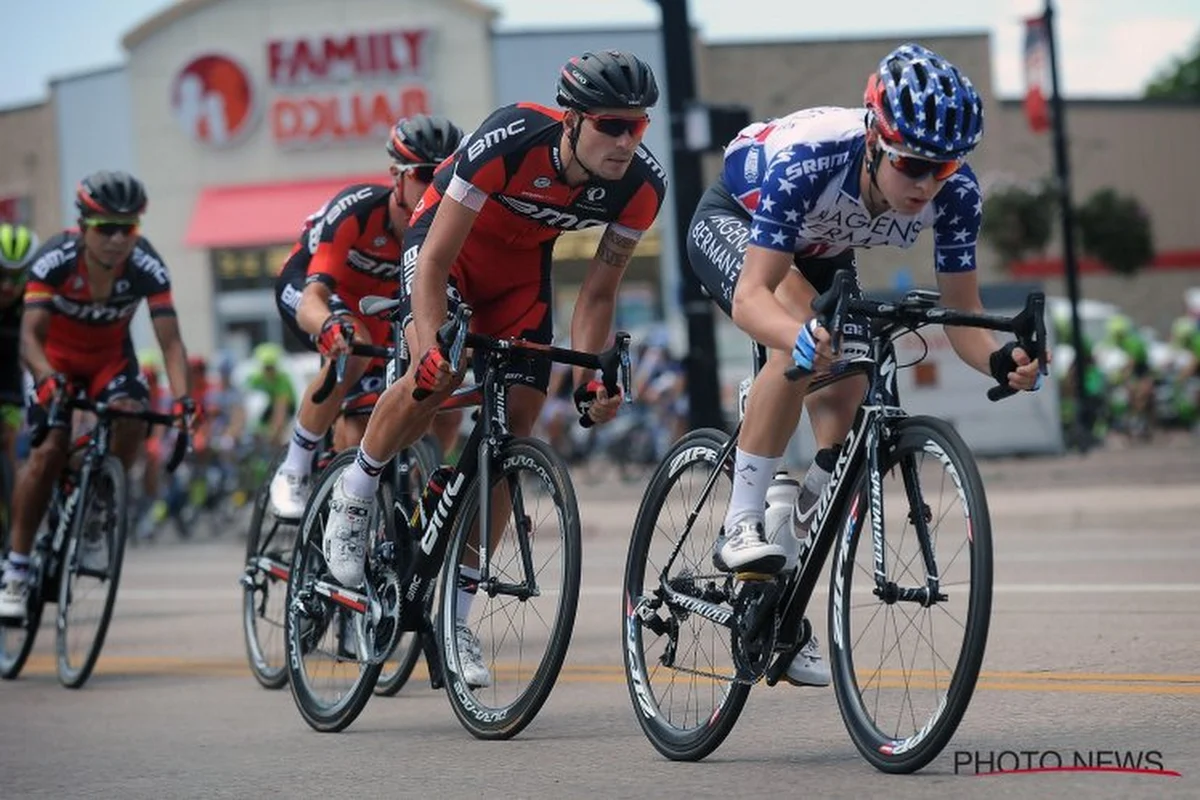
[622,269,1047,772]
[284,300,632,736]
[0,391,187,687]
[240,333,438,693]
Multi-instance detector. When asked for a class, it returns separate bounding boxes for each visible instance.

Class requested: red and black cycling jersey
[405,102,668,299]
[24,232,176,357]
[283,183,401,301]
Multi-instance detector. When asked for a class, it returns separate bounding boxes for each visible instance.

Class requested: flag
[1023,15,1052,134]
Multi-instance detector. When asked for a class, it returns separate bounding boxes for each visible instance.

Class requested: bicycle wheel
[375,435,440,697]
[0,541,49,681]
[57,455,128,689]
[284,451,397,732]
[828,415,993,773]
[241,450,297,690]
[439,437,580,739]
[622,427,751,761]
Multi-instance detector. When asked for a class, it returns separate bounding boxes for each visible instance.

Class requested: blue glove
[792,319,822,373]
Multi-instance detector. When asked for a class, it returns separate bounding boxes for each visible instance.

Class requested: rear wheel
[828,416,993,773]
[57,456,128,689]
[621,428,751,761]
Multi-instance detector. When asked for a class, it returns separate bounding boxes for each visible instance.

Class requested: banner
[1023,15,1052,134]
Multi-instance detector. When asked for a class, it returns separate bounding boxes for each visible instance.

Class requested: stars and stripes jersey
[720,106,982,272]
[24,232,176,356]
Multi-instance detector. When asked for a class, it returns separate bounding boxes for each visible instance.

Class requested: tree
[1144,34,1200,101]
[980,181,1058,267]
[1075,188,1154,276]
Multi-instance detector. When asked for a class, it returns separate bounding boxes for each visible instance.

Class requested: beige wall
[124,0,496,355]
[0,101,61,236]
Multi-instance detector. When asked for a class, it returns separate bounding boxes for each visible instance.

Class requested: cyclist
[0,171,196,621]
[321,50,667,687]
[686,43,1042,686]
[267,114,465,519]
[245,342,296,448]
[1101,314,1153,437]
[1,223,39,532]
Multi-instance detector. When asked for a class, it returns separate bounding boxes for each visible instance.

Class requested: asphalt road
[1,436,1198,799]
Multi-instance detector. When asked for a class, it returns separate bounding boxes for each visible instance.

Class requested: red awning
[184,173,388,248]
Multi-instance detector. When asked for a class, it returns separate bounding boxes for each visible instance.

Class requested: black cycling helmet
[76,170,148,217]
[386,114,464,165]
[556,50,660,111]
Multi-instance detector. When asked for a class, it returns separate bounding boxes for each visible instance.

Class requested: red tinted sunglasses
[878,141,962,181]
[583,112,650,139]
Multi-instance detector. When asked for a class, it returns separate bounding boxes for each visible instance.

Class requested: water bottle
[409,465,455,531]
[764,471,802,571]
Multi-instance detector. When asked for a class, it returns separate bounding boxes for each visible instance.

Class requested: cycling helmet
[1106,314,1133,339]
[1171,316,1197,346]
[253,342,283,368]
[0,223,39,271]
[386,115,464,165]
[76,170,148,217]
[188,355,209,373]
[864,43,984,160]
[556,50,660,111]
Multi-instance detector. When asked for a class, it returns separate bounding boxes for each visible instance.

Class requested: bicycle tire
[284,451,392,732]
[241,449,295,690]
[0,543,49,681]
[621,427,752,761]
[57,455,128,689]
[440,437,580,739]
[374,436,440,697]
[828,415,993,773]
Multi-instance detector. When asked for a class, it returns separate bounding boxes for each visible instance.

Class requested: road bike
[0,392,187,687]
[285,300,632,737]
[622,270,1047,772]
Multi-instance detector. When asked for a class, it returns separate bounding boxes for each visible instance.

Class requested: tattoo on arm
[595,229,639,268]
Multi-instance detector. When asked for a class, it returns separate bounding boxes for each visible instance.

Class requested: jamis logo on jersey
[467,119,526,161]
[496,196,608,231]
[171,54,257,146]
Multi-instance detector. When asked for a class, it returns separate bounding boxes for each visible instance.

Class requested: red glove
[415,347,448,394]
[317,315,356,358]
[573,379,604,418]
[35,373,69,408]
[173,396,202,433]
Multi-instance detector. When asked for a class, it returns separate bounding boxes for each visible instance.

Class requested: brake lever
[413,305,472,401]
[986,292,1048,402]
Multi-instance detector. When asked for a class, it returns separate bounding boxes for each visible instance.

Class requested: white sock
[281,422,322,475]
[456,565,480,624]
[3,552,30,584]
[341,446,387,499]
[725,448,782,531]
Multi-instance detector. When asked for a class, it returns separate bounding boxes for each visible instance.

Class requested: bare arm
[413,197,478,356]
[935,271,999,377]
[730,244,805,352]
[19,306,54,382]
[569,226,638,384]
[297,282,336,337]
[153,314,191,400]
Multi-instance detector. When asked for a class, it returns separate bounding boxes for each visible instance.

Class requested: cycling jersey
[691,106,981,314]
[247,368,297,427]
[401,102,667,390]
[23,232,173,402]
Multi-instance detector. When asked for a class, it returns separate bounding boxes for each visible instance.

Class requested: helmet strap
[561,116,599,186]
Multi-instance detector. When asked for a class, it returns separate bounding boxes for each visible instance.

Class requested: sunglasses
[396,163,437,184]
[583,112,650,139]
[83,218,139,237]
[877,141,962,181]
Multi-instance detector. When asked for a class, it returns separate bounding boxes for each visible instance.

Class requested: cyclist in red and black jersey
[323,50,666,684]
[0,171,196,622]
[267,115,465,519]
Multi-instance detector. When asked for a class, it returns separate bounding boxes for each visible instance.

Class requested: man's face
[81,217,139,268]
[570,107,651,181]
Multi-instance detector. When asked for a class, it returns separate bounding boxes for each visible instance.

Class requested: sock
[3,552,30,584]
[725,447,782,531]
[456,565,480,624]
[342,446,387,499]
[281,422,322,475]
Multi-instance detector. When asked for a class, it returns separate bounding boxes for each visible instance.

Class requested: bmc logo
[467,119,526,161]
[171,54,257,146]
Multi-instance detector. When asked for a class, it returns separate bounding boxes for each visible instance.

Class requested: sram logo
[467,118,526,161]
[496,196,607,231]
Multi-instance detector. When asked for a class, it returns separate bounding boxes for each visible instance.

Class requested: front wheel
[439,437,581,739]
[828,416,993,773]
[57,455,129,689]
[621,428,751,762]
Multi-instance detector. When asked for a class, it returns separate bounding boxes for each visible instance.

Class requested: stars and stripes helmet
[864,43,984,160]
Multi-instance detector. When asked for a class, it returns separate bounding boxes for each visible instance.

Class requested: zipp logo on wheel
[171,53,257,146]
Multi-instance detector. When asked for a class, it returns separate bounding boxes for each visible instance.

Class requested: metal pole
[653,0,725,430]
[1043,0,1093,450]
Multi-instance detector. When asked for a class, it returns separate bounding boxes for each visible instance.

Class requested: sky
[1,0,1197,109]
